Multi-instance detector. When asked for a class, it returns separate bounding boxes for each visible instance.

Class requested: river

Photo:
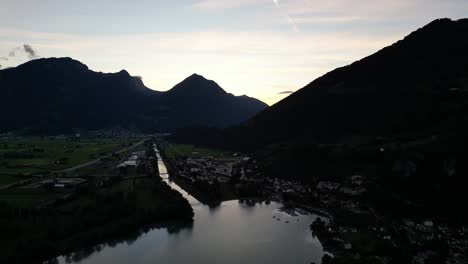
[55,145,326,264]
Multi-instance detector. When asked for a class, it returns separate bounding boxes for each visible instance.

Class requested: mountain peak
[422,18,466,29]
[187,73,205,80]
[168,73,226,96]
[399,17,468,45]
[117,69,131,77]
[17,57,89,72]
[0,56,269,132]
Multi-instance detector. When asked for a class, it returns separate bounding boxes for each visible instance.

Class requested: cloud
[0,44,39,68]
[278,90,294,94]
[8,48,19,57]
[0,64,2,69]
[23,44,38,59]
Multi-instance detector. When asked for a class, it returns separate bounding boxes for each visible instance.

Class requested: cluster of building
[43,177,87,188]
[176,154,310,194]
[261,177,311,200]
[84,128,143,139]
[174,155,246,183]
[118,149,159,179]
[117,151,145,169]
[404,220,468,264]
[316,175,366,197]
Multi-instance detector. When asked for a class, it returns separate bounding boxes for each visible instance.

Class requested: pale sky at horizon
[1,0,467,105]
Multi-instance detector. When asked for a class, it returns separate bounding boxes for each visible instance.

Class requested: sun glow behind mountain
[1,0,467,105]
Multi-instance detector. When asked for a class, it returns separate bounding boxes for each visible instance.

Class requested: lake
[55,146,325,264]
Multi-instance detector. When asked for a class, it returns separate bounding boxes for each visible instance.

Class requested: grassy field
[0,141,146,209]
[0,138,136,185]
[65,143,147,178]
[161,140,234,160]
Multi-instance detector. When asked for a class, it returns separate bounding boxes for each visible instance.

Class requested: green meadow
[0,138,135,185]
[159,140,234,161]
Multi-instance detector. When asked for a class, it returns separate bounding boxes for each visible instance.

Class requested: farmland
[0,137,135,185]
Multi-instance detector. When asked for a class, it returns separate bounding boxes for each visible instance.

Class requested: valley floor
[1,135,467,264]
[0,137,193,263]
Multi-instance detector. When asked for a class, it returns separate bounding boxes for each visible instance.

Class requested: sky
[0,0,467,105]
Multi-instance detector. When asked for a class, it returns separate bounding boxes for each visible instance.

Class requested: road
[58,138,148,174]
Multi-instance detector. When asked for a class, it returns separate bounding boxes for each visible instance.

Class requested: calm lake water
[55,147,325,264]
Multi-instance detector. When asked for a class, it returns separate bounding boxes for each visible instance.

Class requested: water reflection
[56,221,192,264]
[56,202,324,264]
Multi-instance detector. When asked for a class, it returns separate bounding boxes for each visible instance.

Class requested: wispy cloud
[278,90,294,94]
[8,47,20,57]
[23,44,38,59]
[0,44,40,68]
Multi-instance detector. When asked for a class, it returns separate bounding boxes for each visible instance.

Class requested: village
[172,155,243,184]
[308,173,468,264]
[157,140,467,264]
[159,141,313,204]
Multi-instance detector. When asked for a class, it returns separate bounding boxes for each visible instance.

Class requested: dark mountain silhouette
[170,18,468,220]
[161,74,269,128]
[0,58,267,134]
[172,19,468,200]
[229,18,468,147]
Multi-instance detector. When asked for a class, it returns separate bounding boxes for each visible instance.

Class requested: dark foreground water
[55,147,325,264]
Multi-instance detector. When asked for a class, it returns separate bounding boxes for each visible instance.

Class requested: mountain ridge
[237,18,468,146]
[0,57,268,134]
